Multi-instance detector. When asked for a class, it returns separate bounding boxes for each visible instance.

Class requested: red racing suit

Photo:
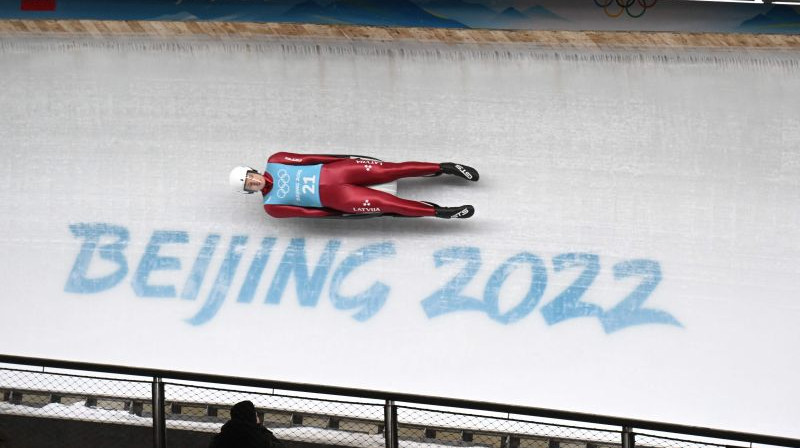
[260,152,441,218]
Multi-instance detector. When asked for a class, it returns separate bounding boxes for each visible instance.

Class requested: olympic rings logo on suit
[594,0,657,18]
[276,169,291,198]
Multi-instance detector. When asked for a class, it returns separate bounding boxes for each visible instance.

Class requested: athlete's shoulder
[268,152,304,164]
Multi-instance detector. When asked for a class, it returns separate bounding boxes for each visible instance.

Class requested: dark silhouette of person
[209,400,282,448]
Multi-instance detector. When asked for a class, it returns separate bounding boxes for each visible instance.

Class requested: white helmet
[229,166,258,194]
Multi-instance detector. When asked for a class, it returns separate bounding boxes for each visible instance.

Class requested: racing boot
[439,163,479,181]
[423,202,475,219]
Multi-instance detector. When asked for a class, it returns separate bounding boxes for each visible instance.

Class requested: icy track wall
[1,36,799,438]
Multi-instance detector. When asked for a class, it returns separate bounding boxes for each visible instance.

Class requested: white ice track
[0,35,799,439]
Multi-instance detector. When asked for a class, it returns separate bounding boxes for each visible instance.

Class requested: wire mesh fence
[164,381,386,447]
[0,363,795,448]
[396,405,621,448]
[0,367,153,447]
[633,432,748,448]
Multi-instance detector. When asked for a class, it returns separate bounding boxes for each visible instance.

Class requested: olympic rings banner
[594,0,658,19]
[2,0,799,34]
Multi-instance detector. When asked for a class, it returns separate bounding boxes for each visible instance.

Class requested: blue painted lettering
[329,241,396,321]
[421,246,486,318]
[484,252,547,324]
[181,234,220,301]
[131,231,188,298]
[237,238,276,303]
[540,253,602,325]
[265,239,341,306]
[600,259,681,333]
[64,223,678,332]
[187,236,248,326]
[64,223,129,294]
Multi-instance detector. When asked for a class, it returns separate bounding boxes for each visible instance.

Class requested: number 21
[302,175,316,194]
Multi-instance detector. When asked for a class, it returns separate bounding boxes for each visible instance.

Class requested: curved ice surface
[0,35,798,439]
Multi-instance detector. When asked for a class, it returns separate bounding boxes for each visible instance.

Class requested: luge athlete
[229,152,478,219]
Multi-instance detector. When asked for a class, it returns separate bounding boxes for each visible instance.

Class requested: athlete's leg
[320,184,435,217]
[322,159,440,186]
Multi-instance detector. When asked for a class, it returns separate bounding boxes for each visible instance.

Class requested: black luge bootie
[434,204,475,219]
[439,163,479,181]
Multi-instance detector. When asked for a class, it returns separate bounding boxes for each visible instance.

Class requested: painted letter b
[64,223,129,294]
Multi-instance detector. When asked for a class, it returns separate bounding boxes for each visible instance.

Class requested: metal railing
[1,355,798,448]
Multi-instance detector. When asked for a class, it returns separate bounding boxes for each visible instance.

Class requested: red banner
[20,0,56,11]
